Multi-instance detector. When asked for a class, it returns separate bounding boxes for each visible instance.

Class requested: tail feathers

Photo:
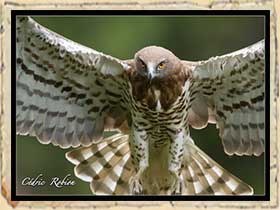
[66,133,134,195]
[66,133,254,195]
[182,142,253,195]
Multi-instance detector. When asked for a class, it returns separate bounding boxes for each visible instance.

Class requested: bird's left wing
[183,40,265,156]
[16,16,131,148]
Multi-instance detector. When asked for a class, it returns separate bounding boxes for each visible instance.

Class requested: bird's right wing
[183,40,265,156]
[16,16,131,148]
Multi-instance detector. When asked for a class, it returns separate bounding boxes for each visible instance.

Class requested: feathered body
[16,17,264,195]
[126,46,192,194]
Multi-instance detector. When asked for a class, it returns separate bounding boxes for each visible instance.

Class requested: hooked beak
[147,64,155,84]
[147,66,155,87]
[147,72,153,86]
[148,71,153,80]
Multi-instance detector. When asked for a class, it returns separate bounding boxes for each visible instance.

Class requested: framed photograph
[12,10,269,201]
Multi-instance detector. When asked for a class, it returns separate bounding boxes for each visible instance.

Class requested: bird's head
[129,46,189,110]
[134,46,182,84]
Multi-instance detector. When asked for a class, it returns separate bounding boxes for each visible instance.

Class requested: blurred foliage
[16,16,265,195]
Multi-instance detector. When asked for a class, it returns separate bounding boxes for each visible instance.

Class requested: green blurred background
[16,16,265,195]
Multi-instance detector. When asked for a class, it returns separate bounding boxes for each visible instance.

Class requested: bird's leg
[167,128,186,195]
[168,172,184,195]
[129,166,146,194]
[129,128,149,194]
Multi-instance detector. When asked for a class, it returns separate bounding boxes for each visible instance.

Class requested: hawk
[16,17,265,195]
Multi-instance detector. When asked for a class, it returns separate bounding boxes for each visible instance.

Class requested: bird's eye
[157,62,166,70]
[139,59,146,69]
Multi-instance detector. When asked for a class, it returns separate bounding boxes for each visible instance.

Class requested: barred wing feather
[16,17,129,148]
[187,40,265,156]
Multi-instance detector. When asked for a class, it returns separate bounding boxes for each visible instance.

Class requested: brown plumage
[129,46,190,110]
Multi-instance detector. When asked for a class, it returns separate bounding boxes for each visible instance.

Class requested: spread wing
[185,40,265,156]
[16,16,131,148]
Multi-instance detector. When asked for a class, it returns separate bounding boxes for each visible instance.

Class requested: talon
[129,167,146,194]
[169,171,184,195]
[172,178,183,195]
[129,176,143,194]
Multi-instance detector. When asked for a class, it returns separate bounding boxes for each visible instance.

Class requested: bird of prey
[16,16,265,195]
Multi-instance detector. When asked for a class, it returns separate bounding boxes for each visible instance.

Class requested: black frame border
[11,10,270,201]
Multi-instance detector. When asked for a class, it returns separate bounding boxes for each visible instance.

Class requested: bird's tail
[181,141,254,195]
[66,133,134,195]
[66,133,253,195]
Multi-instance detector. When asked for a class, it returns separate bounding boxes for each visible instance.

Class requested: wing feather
[185,40,265,156]
[16,16,130,148]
